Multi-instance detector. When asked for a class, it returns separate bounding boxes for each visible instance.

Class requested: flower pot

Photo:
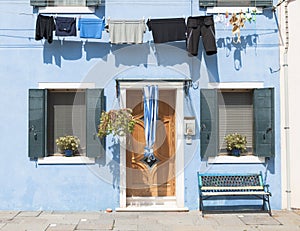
[64,149,73,157]
[231,148,241,157]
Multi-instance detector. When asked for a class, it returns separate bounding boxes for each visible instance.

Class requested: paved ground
[0,210,300,231]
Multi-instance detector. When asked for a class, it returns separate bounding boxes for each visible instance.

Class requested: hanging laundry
[106,19,146,44]
[229,12,246,44]
[186,15,217,56]
[55,17,77,37]
[78,18,105,39]
[146,18,186,43]
[35,14,56,44]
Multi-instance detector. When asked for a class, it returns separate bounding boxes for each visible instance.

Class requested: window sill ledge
[208,155,265,164]
[38,7,95,14]
[38,156,95,165]
[206,7,263,14]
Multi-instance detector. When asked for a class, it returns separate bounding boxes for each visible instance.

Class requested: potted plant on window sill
[97,108,136,138]
[55,135,80,157]
[224,133,247,157]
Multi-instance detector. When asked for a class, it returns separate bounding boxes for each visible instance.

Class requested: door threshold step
[116,207,189,212]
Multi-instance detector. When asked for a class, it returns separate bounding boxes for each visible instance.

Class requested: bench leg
[262,195,272,216]
[199,195,204,217]
[266,195,272,216]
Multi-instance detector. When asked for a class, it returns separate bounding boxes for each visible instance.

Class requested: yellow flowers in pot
[55,135,80,154]
[224,133,247,153]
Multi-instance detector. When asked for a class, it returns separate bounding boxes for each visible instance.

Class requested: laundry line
[0,0,195,5]
[106,1,193,5]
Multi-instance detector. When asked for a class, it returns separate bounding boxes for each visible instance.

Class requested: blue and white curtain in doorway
[143,85,159,162]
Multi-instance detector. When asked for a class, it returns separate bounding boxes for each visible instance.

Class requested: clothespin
[252,8,257,22]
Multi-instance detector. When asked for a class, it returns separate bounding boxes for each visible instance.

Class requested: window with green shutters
[200,88,274,159]
[30,0,101,7]
[28,88,105,160]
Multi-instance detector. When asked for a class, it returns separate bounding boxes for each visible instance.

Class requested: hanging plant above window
[97,108,136,138]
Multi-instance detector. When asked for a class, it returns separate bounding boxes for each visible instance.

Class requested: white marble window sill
[208,155,265,164]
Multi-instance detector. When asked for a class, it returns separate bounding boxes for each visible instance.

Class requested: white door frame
[117,81,185,210]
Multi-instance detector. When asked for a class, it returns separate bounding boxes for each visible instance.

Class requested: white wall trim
[208,155,265,164]
[38,7,95,14]
[38,156,95,165]
[208,82,264,89]
[118,81,187,90]
[38,82,96,89]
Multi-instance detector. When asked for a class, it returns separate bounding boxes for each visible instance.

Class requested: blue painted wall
[0,0,280,211]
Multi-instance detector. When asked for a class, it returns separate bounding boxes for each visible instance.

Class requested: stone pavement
[0,210,300,231]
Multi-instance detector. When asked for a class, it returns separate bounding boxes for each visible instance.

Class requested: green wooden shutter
[86,0,101,6]
[253,88,275,157]
[200,89,218,158]
[28,89,46,159]
[86,89,105,158]
[30,0,47,7]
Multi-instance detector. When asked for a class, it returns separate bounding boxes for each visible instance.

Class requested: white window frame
[37,82,97,165]
[207,82,266,164]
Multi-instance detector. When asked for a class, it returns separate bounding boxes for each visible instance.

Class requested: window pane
[47,91,86,155]
[218,91,253,153]
[48,0,85,6]
[54,105,86,154]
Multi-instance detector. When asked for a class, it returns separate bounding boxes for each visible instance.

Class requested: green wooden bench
[197,172,272,217]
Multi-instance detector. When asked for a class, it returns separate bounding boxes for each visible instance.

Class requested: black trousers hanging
[35,14,56,44]
[186,15,217,56]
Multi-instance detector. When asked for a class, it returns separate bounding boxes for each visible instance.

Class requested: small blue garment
[78,18,105,39]
[55,17,76,36]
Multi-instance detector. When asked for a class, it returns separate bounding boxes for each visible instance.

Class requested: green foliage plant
[97,108,136,138]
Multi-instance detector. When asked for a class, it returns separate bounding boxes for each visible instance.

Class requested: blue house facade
[0,0,281,211]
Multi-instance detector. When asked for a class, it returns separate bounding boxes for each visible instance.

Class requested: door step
[116,196,189,212]
[116,206,189,212]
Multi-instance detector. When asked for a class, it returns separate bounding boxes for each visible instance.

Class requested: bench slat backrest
[198,173,265,192]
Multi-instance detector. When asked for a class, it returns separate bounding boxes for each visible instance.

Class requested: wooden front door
[126,90,176,197]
